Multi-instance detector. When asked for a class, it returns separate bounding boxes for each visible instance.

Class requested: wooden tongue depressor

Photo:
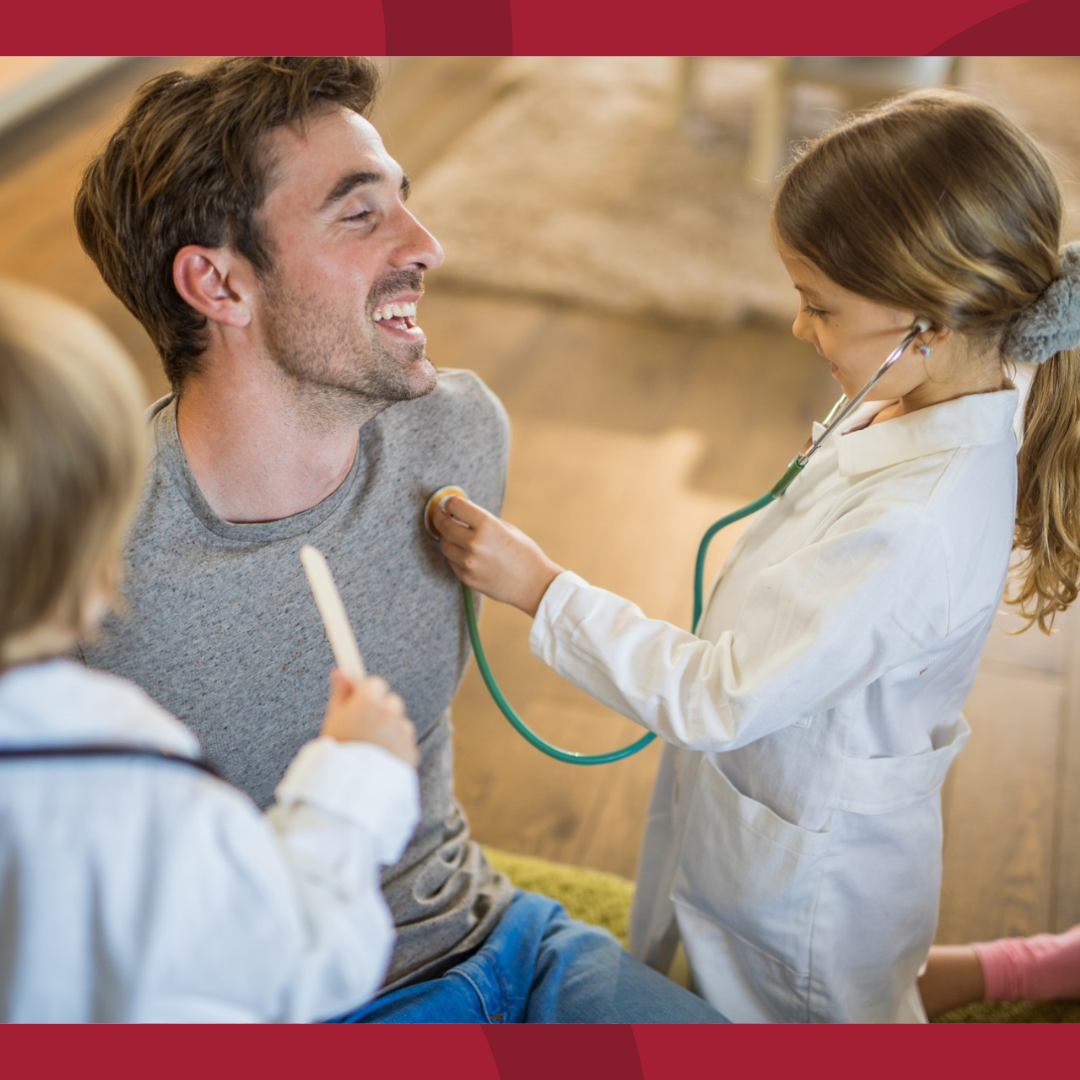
[300,544,367,680]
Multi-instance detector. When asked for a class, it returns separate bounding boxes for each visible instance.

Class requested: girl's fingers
[434,506,477,543]
[440,496,487,529]
[433,511,470,543]
[439,540,481,586]
[438,537,472,567]
[329,669,352,701]
[361,676,390,701]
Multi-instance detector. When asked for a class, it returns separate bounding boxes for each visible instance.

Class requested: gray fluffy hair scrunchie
[1003,241,1080,365]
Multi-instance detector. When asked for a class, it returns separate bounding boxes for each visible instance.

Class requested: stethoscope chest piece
[424,485,469,539]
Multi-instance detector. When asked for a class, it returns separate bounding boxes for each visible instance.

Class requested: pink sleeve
[973,924,1080,1002]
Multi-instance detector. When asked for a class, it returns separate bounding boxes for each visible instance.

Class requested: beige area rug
[410,57,1080,328]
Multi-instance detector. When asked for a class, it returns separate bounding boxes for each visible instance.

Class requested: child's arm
[436,496,948,752]
[973,924,1080,1002]
[918,946,986,1017]
[919,925,1080,1017]
[138,676,420,1023]
[433,495,564,616]
[257,674,421,1020]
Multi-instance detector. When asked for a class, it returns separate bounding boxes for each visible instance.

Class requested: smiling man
[74,57,722,1023]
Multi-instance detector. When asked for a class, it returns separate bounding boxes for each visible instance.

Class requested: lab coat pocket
[670,757,831,1022]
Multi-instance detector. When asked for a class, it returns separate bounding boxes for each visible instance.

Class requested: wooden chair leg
[677,56,698,128]
[746,61,788,189]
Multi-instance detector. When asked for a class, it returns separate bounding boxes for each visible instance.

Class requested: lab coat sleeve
[264,738,421,1020]
[139,738,419,1023]
[530,505,951,751]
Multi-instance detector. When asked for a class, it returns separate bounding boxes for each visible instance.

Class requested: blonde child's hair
[0,281,147,669]
[773,89,1080,633]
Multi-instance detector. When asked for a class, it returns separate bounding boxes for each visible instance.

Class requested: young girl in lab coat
[432,91,1080,1023]
[0,281,420,1022]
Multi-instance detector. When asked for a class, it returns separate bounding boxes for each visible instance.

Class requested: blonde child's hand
[433,496,563,617]
[321,671,419,767]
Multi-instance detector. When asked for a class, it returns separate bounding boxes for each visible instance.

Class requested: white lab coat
[531,390,1019,1023]
[0,660,419,1022]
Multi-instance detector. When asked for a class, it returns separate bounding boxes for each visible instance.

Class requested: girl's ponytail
[1013,345,1080,631]
[1008,244,1080,632]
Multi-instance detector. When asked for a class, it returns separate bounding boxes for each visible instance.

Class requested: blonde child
[432,91,1080,1023]
[0,281,420,1022]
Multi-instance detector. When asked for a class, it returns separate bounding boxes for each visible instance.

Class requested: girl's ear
[918,324,954,353]
[173,246,254,328]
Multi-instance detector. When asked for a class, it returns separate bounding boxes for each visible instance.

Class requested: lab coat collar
[0,659,199,755]
[811,390,1019,479]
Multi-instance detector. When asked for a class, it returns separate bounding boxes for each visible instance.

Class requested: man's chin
[374,353,438,403]
[405,357,439,400]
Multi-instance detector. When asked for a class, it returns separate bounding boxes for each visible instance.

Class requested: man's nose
[396,209,444,273]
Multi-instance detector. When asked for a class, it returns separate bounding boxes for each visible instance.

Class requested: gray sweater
[81,369,514,988]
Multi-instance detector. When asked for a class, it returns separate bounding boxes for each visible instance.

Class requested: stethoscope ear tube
[796,322,928,469]
[691,491,777,632]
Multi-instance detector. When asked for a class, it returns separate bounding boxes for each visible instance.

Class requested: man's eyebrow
[322,170,411,210]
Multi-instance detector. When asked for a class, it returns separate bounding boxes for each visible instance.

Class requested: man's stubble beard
[260,272,438,423]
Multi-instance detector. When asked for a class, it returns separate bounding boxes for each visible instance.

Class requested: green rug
[484,847,1079,1024]
[485,847,635,948]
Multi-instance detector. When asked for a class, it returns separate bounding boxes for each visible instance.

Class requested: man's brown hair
[74,56,381,391]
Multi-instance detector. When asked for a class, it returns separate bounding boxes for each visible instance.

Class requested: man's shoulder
[378,369,509,511]
[396,369,509,439]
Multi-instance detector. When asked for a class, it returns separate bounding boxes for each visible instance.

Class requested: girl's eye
[802,304,827,319]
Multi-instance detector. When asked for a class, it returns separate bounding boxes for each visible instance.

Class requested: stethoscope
[425,319,932,765]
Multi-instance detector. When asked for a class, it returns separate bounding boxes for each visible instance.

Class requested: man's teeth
[372,301,418,322]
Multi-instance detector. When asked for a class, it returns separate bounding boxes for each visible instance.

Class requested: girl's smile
[775,236,1004,421]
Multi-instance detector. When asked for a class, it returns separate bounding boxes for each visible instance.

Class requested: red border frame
[2,1021,1077,1075]
[2,0,1078,1067]
[3,0,1079,54]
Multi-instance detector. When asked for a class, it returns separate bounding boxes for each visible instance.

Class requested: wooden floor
[1,56,1076,946]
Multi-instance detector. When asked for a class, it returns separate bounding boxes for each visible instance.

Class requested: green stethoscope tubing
[461,323,927,765]
[462,585,656,764]
[461,463,801,764]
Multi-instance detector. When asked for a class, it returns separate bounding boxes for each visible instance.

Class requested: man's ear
[173,246,254,328]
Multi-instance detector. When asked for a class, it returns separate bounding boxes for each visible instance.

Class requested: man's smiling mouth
[372,300,418,330]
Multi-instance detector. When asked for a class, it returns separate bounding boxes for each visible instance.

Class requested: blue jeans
[329,890,727,1023]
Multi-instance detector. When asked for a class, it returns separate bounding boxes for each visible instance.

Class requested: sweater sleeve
[974,924,1080,1002]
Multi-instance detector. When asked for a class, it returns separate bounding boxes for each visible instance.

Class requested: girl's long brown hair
[773,90,1080,632]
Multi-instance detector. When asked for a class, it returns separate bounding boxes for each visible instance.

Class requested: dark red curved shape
[929,0,1080,52]
[484,1024,645,1080]
[381,0,513,54]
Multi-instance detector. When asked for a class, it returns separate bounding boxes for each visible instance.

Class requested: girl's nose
[792,310,815,345]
